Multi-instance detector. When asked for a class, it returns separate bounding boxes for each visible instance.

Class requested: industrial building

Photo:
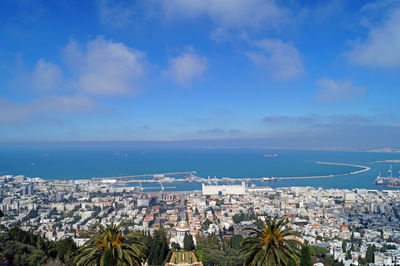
[201,182,246,195]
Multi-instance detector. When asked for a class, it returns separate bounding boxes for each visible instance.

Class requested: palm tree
[72,221,146,266]
[240,218,301,266]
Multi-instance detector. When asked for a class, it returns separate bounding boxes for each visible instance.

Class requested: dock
[92,162,371,184]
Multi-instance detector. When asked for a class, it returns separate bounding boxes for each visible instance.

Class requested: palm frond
[240,218,301,266]
[72,220,147,266]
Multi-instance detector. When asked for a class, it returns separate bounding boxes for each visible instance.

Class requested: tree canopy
[240,218,301,266]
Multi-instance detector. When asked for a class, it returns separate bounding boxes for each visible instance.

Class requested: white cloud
[347,7,400,68]
[163,50,208,85]
[31,59,63,91]
[316,78,365,101]
[263,115,317,125]
[262,114,374,126]
[64,36,146,95]
[0,95,96,124]
[96,0,136,28]
[2,36,150,125]
[44,95,96,112]
[246,38,304,79]
[158,0,287,29]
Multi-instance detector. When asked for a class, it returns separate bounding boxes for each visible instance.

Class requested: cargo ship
[264,154,278,157]
[262,177,278,182]
[375,165,400,187]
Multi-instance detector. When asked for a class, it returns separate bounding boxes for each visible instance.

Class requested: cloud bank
[347,7,400,68]
[158,0,287,29]
[316,78,365,102]
[64,37,147,96]
[2,36,148,125]
[0,96,95,124]
[247,38,305,79]
[163,49,208,85]
[96,0,136,28]
[260,113,400,147]
[263,114,375,126]
[31,59,63,91]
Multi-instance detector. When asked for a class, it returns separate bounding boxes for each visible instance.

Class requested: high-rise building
[22,183,34,196]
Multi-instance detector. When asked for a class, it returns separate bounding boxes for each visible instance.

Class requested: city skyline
[1,0,400,147]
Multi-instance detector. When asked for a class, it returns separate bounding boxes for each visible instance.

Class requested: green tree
[184,232,195,251]
[203,253,224,265]
[309,246,328,258]
[202,219,212,231]
[171,242,180,250]
[342,240,347,253]
[55,237,77,264]
[365,245,376,263]
[102,248,114,266]
[229,235,244,250]
[72,221,146,266]
[144,228,170,265]
[358,256,367,265]
[152,243,161,265]
[224,248,244,266]
[1,240,47,266]
[300,245,312,266]
[345,250,352,260]
[159,241,168,264]
[240,218,301,265]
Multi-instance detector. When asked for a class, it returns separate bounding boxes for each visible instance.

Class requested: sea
[0,142,399,191]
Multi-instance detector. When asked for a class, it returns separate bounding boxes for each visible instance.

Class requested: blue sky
[1,0,400,147]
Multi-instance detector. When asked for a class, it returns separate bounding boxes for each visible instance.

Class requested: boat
[262,177,278,182]
[264,154,278,157]
[375,165,400,187]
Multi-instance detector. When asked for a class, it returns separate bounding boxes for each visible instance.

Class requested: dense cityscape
[1,174,400,265]
[2,0,400,265]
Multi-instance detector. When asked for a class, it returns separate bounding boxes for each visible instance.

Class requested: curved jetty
[93,162,371,184]
[276,162,371,180]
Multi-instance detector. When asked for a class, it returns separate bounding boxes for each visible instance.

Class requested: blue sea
[0,142,399,191]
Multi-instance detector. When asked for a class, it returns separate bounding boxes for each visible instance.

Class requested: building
[344,193,356,203]
[22,183,34,196]
[170,221,196,249]
[202,182,246,196]
[137,198,150,207]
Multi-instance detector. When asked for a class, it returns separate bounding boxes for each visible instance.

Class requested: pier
[276,162,371,180]
[92,162,371,185]
[92,171,197,181]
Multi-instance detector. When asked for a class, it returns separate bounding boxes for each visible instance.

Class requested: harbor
[375,165,400,188]
[91,162,371,188]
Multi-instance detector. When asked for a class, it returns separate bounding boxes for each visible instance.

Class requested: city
[2,0,400,265]
[1,174,400,265]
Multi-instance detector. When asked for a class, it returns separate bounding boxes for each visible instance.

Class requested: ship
[375,165,400,187]
[264,154,278,157]
[262,177,278,182]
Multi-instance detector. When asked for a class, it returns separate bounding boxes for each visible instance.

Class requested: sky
[1,0,400,148]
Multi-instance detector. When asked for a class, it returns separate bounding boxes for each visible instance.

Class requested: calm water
[0,142,399,191]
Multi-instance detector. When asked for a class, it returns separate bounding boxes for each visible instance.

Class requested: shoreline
[2,161,371,184]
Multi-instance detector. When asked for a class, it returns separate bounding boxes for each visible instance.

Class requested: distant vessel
[375,165,400,187]
[264,154,278,157]
[262,177,278,182]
